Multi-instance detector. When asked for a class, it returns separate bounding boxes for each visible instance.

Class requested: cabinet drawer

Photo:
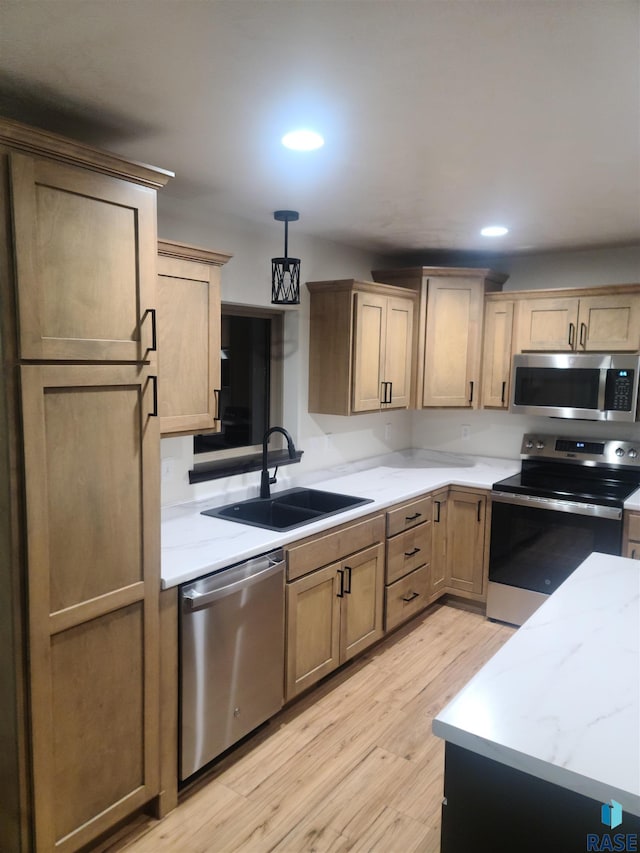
[384,565,430,631]
[386,522,432,584]
[286,514,385,581]
[386,496,432,537]
[626,513,640,542]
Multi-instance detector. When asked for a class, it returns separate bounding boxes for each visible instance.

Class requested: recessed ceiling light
[281,129,324,151]
[481,225,509,237]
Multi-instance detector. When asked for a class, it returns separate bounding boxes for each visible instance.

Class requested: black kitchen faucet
[260,426,297,498]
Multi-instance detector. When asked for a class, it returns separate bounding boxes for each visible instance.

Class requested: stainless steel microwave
[510,353,640,421]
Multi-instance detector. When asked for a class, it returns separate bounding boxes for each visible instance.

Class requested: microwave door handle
[598,368,607,410]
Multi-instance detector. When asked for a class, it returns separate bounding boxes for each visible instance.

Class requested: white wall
[158,193,639,505]
[158,197,411,506]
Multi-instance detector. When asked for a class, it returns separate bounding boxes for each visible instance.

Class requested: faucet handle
[269,466,279,486]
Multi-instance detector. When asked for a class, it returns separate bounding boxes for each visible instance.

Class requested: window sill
[189,449,304,485]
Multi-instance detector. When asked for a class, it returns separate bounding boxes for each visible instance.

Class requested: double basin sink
[201,487,373,532]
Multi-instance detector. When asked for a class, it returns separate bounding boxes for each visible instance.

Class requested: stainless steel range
[487,433,640,626]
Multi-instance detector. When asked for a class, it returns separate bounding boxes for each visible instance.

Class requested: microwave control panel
[604,368,635,412]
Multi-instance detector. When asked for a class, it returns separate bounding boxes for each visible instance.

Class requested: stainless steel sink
[201,487,373,531]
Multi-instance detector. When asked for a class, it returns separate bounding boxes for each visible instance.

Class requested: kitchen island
[433,551,640,852]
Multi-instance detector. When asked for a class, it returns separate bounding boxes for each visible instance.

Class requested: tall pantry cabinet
[0,119,172,853]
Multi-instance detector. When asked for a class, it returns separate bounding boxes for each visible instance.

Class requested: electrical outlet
[161,457,175,479]
[384,423,392,441]
[324,433,331,451]
[461,424,471,441]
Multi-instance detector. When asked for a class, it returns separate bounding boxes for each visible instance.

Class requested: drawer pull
[404,547,421,558]
[344,565,352,594]
[633,548,637,559]
[402,591,419,603]
[405,512,422,522]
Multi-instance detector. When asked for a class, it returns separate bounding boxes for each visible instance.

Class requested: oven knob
[536,441,545,450]
[525,440,534,449]
[629,448,638,459]
[615,447,625,457]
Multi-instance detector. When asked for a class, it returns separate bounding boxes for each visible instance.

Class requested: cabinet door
[482,301,514,409]
[446,491,486,597]
[516,297,579,352]
[352,292,385,412]
[577,293,640,352]
[158,255,221,435]
[383,296,414,409]
[285,563,341,700]
[422,278,483,408]
[430,490,448,596]
[20,364,160,852]
[10,154,158,362]
[341,543,385,661]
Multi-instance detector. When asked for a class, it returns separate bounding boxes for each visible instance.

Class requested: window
[193,304,283,461]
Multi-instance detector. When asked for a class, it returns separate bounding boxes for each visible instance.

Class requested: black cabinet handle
[145,308,157,352]
[477,500,482,522]
[337,568,345,598]
[469,381,474,404]
[568,322,575,347]
[402,591,419,603]
[380,381,392,404]
[404,547,421,558]
[501,381,506,404]
[388,382,393,404]
[149,375,158,417]
[434,501,441,523]
[405,512,422,522]
[213,388,220,421]
[632,548,637,559]
[580,322,588,348]
[344,565,352,594]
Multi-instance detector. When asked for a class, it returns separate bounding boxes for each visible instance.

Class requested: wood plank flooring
[111,603,514,853]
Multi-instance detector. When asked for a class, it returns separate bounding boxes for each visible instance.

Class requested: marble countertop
[161,449,521,589]
[433,551,640,816]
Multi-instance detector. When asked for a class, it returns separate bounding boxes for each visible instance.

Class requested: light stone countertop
[161,449,521,589]
[161,448,640,589]
[433,551,640,816]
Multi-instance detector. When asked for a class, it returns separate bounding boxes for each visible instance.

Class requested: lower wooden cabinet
[384,496,433,630]
[431,489,449,596]
[285,517,385,701]
[21,364,160,852]
[624,511,640,559]
[446,488,487,598]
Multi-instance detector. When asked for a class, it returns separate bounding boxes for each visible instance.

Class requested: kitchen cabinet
[384,496,432,630]
[481,299,514,409]
[371,267,508,409]
[307,279,417,415]
[624,511,640,559]
[0,118,171,853]
[431,489,449,596]
[10,152,159,362]
[157,240,231,436]
[445,488,487,597]
[285,514,385,700]
[515,290,640,353]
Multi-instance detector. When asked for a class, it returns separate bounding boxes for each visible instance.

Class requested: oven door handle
[490,490,622,520]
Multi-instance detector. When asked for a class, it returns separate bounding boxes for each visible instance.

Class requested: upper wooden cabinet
[307,279,417,415]
[515,288,640,353]
[10,153,160,362]
[157,240,232,436]
[372,267,508,409]
[482,299,515,409]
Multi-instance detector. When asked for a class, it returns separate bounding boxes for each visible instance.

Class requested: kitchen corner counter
[161,450,520,589]
[433,551,640,817]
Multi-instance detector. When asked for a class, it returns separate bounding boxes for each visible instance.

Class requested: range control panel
[520,434,640,467]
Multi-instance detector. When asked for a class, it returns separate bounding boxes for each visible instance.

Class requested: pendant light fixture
[271,210,300,305]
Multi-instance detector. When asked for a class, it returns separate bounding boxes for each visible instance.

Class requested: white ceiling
[0,0,639,256]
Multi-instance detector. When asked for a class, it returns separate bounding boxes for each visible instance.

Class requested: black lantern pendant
[272,210,300,305]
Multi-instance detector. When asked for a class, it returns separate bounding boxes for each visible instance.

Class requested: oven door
[489,492,622,595]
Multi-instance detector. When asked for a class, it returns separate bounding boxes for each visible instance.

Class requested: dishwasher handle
[182,551,284,611]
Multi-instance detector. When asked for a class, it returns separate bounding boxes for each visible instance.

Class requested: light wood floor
[111,603,514,853]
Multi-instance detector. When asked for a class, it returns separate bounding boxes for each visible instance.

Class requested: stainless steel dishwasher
[179,549,285,780]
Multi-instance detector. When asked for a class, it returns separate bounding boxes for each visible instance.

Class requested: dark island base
[441,743,640,853]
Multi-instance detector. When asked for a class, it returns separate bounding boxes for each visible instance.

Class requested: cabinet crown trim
[158,239,233,266]
[0,116,174,188]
